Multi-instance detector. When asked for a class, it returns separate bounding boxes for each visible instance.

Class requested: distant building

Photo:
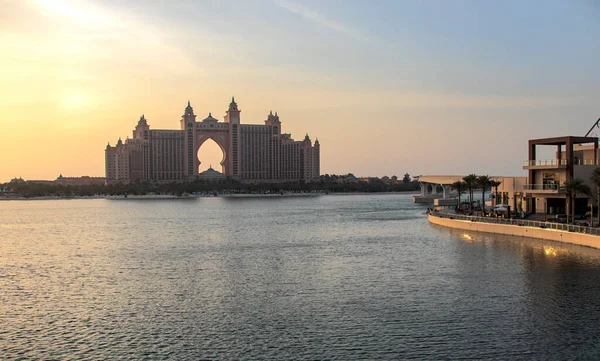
[341,174,359,183]
[18,175,106,186]
[25,180,55,185]
[105,98,320,184]
[359,177,379,183]
[10,177,26,184]
[380,175,401,185]
[55,175,106,186]
[198,166,225,182]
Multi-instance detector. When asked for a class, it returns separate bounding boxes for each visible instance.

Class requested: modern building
[105,98,320,184]
[523,136,598,216]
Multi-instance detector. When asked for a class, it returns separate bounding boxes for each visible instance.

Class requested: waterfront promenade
[429,209,600,249]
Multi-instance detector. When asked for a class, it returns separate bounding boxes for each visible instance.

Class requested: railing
[523,184,560,191]
[429,210,600,236]
[573,159,598,166]
[522,159,568,167]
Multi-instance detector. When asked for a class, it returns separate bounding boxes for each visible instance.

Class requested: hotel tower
[105,98,320,183]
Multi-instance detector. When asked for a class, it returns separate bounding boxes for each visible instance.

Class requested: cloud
[273,0,367,40]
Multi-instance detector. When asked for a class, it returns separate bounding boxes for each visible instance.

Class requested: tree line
[451,175,502,215]
[1,174,420,198]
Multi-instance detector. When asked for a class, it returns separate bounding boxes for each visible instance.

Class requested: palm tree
[477,175,492,216]
[462,174,478,210]
[590,168,600,226]
[563,178,591,224]
[489,179,502,206]
[452,181,466,210]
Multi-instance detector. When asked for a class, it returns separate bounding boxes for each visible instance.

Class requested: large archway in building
[193,114,231,177]
[197,138,226,174]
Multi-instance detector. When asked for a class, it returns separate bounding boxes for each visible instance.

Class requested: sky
[1,0,599,181]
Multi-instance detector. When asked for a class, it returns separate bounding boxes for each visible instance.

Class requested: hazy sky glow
[1,0,599,181]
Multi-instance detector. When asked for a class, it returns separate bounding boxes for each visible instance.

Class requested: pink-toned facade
[105,98,320,183]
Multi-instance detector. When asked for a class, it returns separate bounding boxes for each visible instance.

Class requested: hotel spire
[138,114,147,125]
[184,100,195,117]
[228,96,239,113]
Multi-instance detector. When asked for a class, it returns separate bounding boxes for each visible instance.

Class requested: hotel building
[105,98,320,183]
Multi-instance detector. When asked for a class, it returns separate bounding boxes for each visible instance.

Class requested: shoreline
[0,191,420,201]
[220,193,320,198]
[428,212,600,250]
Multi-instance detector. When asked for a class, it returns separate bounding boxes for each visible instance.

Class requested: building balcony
[573,159,598,166]
[522,159,567,170]
[523,184,561,193]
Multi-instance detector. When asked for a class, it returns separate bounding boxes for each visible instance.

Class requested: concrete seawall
[429,214,600,249]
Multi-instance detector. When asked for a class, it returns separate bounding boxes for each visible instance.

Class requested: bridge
[413,175,464,205]
[414,175,528,207]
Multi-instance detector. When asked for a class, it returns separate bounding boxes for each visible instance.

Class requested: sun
[35,0,109,29]
[36,0,78,17]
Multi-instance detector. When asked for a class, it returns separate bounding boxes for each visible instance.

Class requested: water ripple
[2,195,600,360]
